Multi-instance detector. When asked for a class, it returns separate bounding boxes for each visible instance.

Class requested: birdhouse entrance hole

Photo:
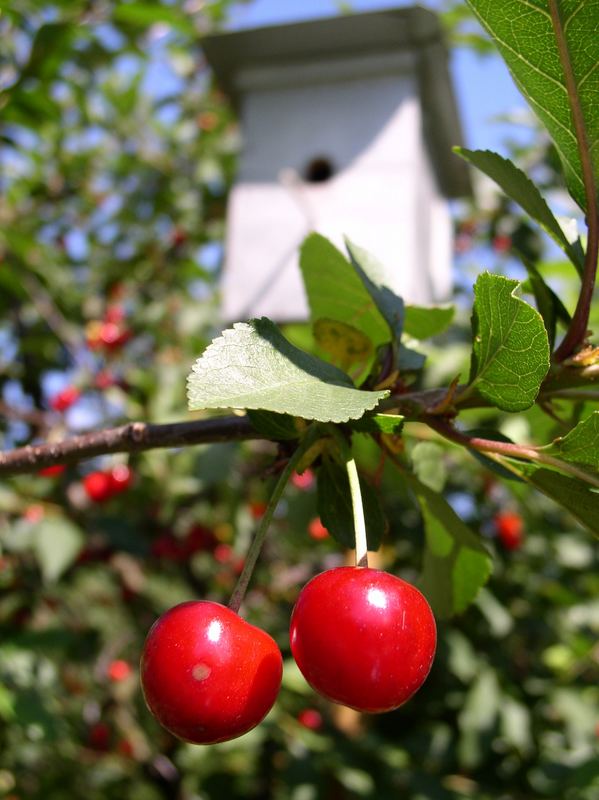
[304,156,335,183]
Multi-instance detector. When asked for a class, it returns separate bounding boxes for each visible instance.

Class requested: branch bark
[0,416,263,476]
[548,0,599,361]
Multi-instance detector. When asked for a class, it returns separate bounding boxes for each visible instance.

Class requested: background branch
[0,415,263,476]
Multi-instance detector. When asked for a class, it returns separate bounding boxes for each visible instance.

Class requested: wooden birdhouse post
[202,6,470,322]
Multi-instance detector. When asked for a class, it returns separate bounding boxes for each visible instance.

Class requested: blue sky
[226,0,530,156]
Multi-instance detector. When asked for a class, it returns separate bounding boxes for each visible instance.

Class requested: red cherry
[100,321,131,350]
[170,227,188,248]
[23,504,45,522]
[214,543,233,564]
[94,369,117,390]
[104,305,125,324]
[107,659,132,682]
[141,601,283,744]
[290,567,436,713]
[308,517,329,540]
[108,464,133,494]
[184,524,217,555]
[83,471,113,503]
[291,469,314,491]
[249,500,267,520]
[492,234,512,254]
[297,708,323,731]
[494,512,524,551]
[50,386,80,412]
[38,464,66,478]
[117,739,134,758]
[151,534,186,562]
[88,722,111,751]
[198,111,218,131]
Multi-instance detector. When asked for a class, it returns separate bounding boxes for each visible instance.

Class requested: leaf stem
[228,425,322,613]
[548,0,599,361]
[346,456,368,568]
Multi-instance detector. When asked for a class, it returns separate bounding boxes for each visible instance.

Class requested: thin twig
[0,415,263,476]
[0,401,51,429]
[427,418,599,489]
[20,274,84,365]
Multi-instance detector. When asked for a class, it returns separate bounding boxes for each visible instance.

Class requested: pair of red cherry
[141,566,437,745]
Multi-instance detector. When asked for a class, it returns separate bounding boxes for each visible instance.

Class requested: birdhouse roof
[202,6,470,198]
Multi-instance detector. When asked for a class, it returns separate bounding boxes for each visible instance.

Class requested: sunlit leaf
[468,273,550,411]
[187,318,388,423]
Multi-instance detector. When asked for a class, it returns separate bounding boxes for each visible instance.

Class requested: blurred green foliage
[0,2,597,799]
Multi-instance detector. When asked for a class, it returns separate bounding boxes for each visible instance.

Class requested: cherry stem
[346,456,368,568]
[228,424,322,614]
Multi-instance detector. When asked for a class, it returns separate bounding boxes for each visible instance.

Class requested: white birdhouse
[202,6,470,322]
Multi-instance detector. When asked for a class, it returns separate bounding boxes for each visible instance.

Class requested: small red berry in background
[38,464,66,478]
[94,369,117,390]
[83,471,113,503]
[454,233,473,255]
[117,739,134,758]
[291,469,314,491]
[494,511,524,551]
[492,234,512,254]
[198,110,218,131]
[86,319,131,352]
[249,500,267,519]
[308,517,329,540]
[83,466,132,503]
[99,321,131,350]
[107,659,132,682]
[23,504,45,523]
[140,600,283,744]
[214,543,233,564]
[184,524,217,555]
[170,227,188,248]
[50,386,80,412]
[290,567,436,713]
[108,464,133,494]
[87,722,111,751]
[151,534,186,562]
[297,708,323,731]
[103,305,125,324]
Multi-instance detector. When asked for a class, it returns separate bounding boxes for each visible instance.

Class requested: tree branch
[427,417,599,489]
[0,416,263,476]
[548,0,599,361]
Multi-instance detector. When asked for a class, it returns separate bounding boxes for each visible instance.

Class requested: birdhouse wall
[221,68,453,322]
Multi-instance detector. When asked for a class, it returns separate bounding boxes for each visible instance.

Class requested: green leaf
[299,234,389,347]
[32,518,84,583]
[455,148,584,273]
[317,458,386,551]
[398,342,426,372]
[313,318,374,370]
[411,442,447,493]
[544,411,599,472]
[468,273,550,411]
[349,413,404,435]
[246,410,301,441]
[502,459,599,536]
[403,305,455,340]
[345,238,404,344]
[466,0,599,212]
[187,318,388,424]
[410,475,492,618]
[113,4,195,34]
